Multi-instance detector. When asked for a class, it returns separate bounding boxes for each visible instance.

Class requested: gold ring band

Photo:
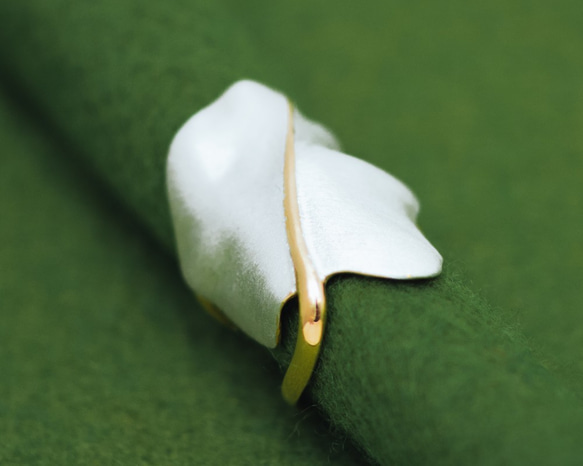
[281,100,327,404]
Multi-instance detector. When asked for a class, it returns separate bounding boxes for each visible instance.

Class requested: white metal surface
[167,80,442,348]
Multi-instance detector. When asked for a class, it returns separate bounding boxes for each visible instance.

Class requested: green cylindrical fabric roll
[2,2,583,464]
[0,88,363,466]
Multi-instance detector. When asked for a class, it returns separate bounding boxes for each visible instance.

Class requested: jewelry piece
[281,99,326,403]
[167,81,442,404]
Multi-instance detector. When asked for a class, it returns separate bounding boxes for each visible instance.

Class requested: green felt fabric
[1,1,583,464]
[0,93,359,464]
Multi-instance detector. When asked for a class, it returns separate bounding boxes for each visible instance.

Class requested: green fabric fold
[0,90,361,465]
[2,1,583,464]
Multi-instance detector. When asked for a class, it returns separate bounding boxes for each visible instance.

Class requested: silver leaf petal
[167,80,442,348]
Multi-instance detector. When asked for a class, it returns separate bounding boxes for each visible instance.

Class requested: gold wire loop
[281,100,327,404]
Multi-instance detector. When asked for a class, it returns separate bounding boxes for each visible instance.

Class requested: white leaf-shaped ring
[167,80,442,403]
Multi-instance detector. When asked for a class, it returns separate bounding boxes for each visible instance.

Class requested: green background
[0,94,359,464]
[1,1,582,464]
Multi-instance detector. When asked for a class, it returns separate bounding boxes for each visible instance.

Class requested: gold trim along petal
[281,100,326,403]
